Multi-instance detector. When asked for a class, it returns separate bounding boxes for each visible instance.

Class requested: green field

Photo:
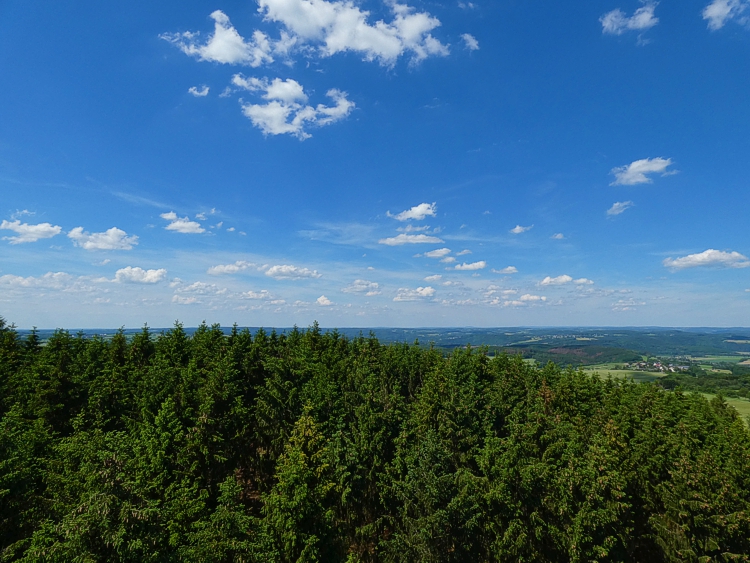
[583,363,667,383]
[691,355,746,363]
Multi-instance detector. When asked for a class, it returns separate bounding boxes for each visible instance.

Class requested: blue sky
[1,0,749,328]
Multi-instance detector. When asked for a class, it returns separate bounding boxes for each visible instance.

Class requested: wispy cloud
[610,157,674,185]
[461,33,480,50]
[600,2,659,35]
[492,266,518,274]
[455,261,486,271]
[607,201,634,216]
[703,0,749,30]
[378,233,444,246]
[663,249,750,270]
[207,260,256,275]
[510,224,533,234]
[188,85,210,97]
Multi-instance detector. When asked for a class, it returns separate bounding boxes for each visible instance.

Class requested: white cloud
[424,247,451,258]
[455,261,486,271]
[387,202,437,221]
[68,227,138,251]
[160,11,274,67]
[600,2,659,35]
[510,224,533,234]
[342,279,381,295]
[0,220,62,244]
[232,75,308,103]
[440,256,456,263]
[114,267,167,284]
[160,212,205,234]
[244,290,272,299]
[172,295,200,305]
[610,157,673,185]
[316,295,333,306]
[265,264,322,279]
[240,84,354,140]
[207,260,256,275]
[492,266,518,275]
[424,274,442,281]
[663,249,750,270]
[461,33,479,50]
[607,201,635,216]
[703,0,749,30]
[574,278,595,285]
[540,274,573,286]
[393,286,435,301]
[551,233,564,240]
[257,0,449,65]
[188,85,210,97]
[378,233,443,246]
[397,224,431,233]
[520,294,546,302]
[456,249,472,256]
[174,281,227,295]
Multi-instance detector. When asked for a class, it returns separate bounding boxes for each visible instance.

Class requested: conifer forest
[2,318,750,562]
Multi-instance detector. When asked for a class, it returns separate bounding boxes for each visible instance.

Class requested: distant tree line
[1,317,750,562]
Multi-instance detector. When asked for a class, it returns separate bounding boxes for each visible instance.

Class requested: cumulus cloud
[188,85,210,97]
[424,274,442,281]
[238,79,354,140]
[387,202,437,221]
[68,227,138,251]
[257,0,449,65]
[393,286,435,301]
[607,201,635,216]
[520,294,546,302]
[265,264,322,279]
[600,2,659,35]
[441,256,456,263]
[161,212,205,234]
[663,249,750,270]
[461,33,479,50]
[207,261,256,275]
[160,11,275,66]
[610,157,674,185]
[378,233,443,246]
[551,233,565,240]
[0,220,62,244]
[510,224,533,234]
[574,278,595,285]
[342,279,381,295]
[317,295,333,306]
[114,267,167,284]
[703,0,749,30]
[492,266,518,274]
[540,274,573,286]
[424,247,451,258]
[455,261,486,271]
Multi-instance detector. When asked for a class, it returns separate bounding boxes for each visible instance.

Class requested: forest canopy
[1,317,750,562]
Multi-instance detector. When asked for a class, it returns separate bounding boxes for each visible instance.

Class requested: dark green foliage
[1,319,750,562]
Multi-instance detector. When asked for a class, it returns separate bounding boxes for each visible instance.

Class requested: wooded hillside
[1,318,749,562]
